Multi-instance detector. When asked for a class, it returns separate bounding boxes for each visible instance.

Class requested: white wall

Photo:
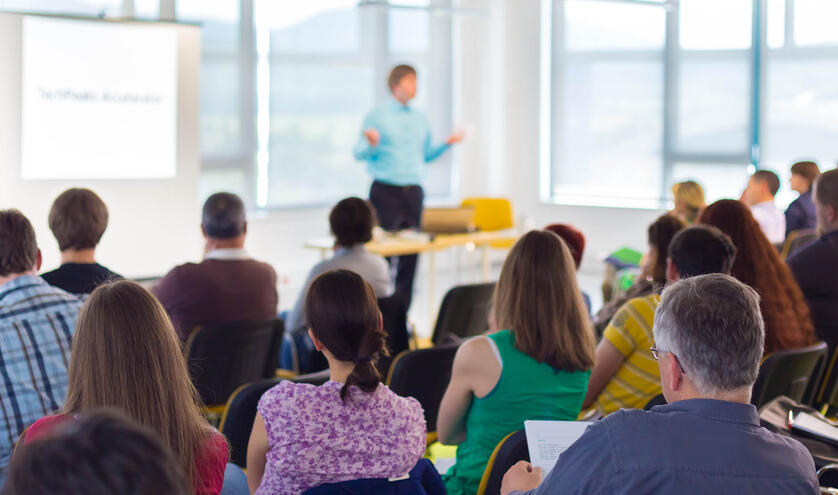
[0,14,202,278]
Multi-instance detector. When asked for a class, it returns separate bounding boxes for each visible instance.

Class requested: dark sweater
[789,230,838,354]
[785,190,817,237]
[41,263,123,294]
[152,258,278,341]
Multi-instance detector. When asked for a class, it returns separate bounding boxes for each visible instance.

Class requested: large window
[544,0,838,208]
[256,1,453,208]
[549,0,665,208]
[188,0,455,209]
[763,0,838,207]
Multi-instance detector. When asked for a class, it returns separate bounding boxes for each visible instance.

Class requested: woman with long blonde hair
[437,230,596,495]
[24,281,228,495]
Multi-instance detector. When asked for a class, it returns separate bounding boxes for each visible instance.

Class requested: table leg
[481,244,491,281]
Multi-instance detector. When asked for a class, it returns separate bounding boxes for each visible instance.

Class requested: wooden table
[305,231,518,322]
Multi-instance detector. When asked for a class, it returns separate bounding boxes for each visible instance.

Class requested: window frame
[541,0,773,209]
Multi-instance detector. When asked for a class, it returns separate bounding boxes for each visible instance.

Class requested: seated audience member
[740,169,786,244]
[437,231,596,495]
[25,281,229,495]
[544,223,592,316]
[700,199,815,353]
[4,411,189,495]
[285,197,391,333]
[247,270,425,494]
[501,274,819,495]
[594,214,685,335]
[670,180,706,225]
[790,169,838,355]
[583,225,737,416]
[0,210,83,481]
[41,188,122,294]
[786,160,821,236]
[153,192,278,341]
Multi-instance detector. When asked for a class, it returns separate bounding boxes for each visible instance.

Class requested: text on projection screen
[21,16,177,180]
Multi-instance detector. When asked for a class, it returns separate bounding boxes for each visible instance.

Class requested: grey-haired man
[502,274,818,495]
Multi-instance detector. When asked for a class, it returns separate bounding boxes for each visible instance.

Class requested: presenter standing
[354,64,463,309]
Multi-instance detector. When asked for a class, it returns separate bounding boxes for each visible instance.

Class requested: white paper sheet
[524,420,590,475]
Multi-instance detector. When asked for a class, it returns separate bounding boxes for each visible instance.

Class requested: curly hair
[699,200,815,354]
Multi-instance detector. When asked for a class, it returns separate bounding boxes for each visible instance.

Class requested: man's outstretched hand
[364,128,381,147]
[446,129,465,145]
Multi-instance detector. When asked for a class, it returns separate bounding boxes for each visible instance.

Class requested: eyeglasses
[649,346,687,373]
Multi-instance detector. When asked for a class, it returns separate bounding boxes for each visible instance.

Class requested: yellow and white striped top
[595,294,662,416]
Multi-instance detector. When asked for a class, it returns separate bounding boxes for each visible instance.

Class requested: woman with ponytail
[246,270,426,494]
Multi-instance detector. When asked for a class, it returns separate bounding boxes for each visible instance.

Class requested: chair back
[378,295,410,374]
[219,378,282,467]
[431,282,496,344]
[814,346,838,411]
[782,228,819,259]
[386,344,459,432]
[461,197,514,232]
[476,430,529,495]
[752,341,828,408]
[185,318,284,407]
[302,458,444,495]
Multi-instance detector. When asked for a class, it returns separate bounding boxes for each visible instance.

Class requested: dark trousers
[369,181,423,309]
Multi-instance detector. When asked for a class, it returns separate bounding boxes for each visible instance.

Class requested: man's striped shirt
[0,275,83,477]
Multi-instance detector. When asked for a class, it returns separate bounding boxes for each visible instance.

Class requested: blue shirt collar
[651,398,760,426]
[0,274,47,304]
[388,96,411,111]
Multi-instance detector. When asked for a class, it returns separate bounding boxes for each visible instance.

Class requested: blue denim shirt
[513,399,818,495]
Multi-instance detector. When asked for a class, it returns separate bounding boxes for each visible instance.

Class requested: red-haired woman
[700,199,815,353]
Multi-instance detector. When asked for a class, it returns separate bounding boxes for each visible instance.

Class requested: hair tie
[353,356,373,365]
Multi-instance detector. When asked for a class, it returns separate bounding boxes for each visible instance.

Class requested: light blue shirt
[354,98,450,186]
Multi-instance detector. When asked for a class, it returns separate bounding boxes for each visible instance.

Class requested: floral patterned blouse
[254,380,426,495]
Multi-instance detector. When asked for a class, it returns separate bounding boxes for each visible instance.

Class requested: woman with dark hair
[285,197,391,334]
[593,214,686,334]
[700,199,815,353]
[437,231,595,495]
[247,270,425,494]
[24,281,229,495]
[786,160,821,236]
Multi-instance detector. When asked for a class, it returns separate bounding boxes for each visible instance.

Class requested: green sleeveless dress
[442,329,590,495]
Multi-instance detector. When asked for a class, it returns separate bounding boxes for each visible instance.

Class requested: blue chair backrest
[301,459,445,495]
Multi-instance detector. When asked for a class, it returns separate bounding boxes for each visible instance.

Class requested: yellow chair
[460,197,516,249]
[425,440,458,474]
[461,197,514,232]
